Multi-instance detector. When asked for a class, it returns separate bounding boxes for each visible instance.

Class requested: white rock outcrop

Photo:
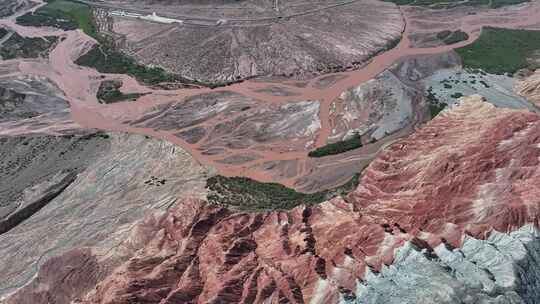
[348,225,540,304]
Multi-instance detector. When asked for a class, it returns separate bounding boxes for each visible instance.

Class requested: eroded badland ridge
[1,0,540,303]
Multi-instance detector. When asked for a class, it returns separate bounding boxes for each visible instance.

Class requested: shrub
[308,133,363,158]
[206,174,360,211]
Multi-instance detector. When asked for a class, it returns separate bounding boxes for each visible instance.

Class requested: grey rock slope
[348,225,540,304]
[0,133,110,234]
[330,70,416,142]
[0,0,34,17]
[108,0,404,82]
[0,132,211,298]
[0,75,69,123]
[0,75,81,135]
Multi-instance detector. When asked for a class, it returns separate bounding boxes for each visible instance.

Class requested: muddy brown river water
[2,0,540,190]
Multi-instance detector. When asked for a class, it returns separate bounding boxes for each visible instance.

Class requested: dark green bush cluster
[75,43,228,87]
[96,80,144,103]
[206,174,359,211]
[426,87,446,118]
[308,134,363,158]
[75,44,180,85]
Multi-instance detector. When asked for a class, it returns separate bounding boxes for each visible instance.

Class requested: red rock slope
[8,95,540,303]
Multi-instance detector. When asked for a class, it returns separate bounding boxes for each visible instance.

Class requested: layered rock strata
[4,95,540,303]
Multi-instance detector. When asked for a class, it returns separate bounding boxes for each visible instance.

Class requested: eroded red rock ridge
[9,96,538,304]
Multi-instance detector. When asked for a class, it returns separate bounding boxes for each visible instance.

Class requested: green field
[206,174,359,211]
[455,27,540,75]
[16,0,96,37]
[308,134,363,158]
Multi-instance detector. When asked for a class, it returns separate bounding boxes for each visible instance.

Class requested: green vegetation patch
[96,80,145,104]
[308,133,363,158]
[436,30,469,45]
[426,87,446,118]
[76,44,227,87]
[75,44,183,85]
[206,174,360,211]
[16,0,96,37]
[455,27,540,75]
[0,32,58,60]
